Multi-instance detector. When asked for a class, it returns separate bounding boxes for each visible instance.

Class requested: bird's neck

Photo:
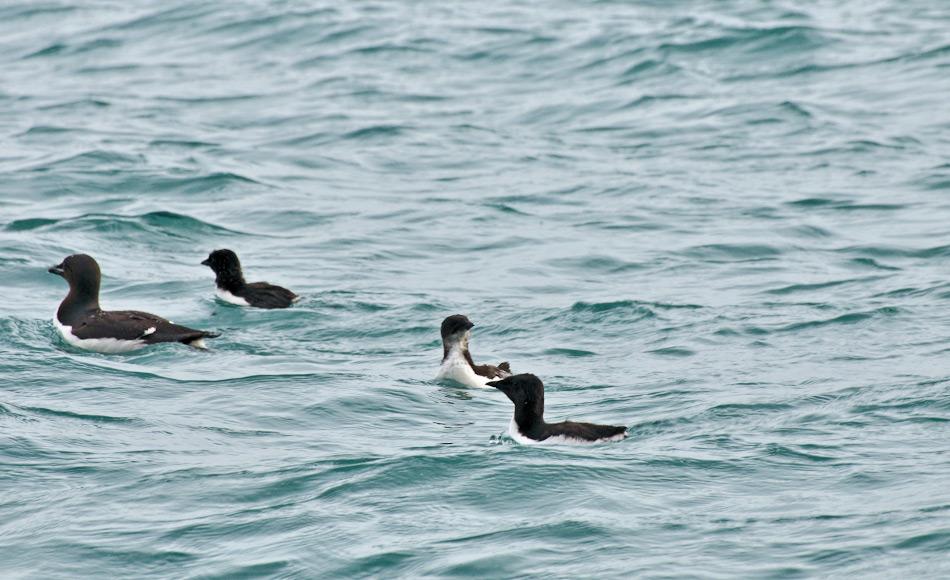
[58,287,100,325]
[513,396,546,436]
[442,333,474,367]
[215,270,246,292]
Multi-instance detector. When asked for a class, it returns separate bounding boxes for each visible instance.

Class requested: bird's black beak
[465,320,474,330]
[200,258,211,267]
[487,378,509,391]
[48,263,65,277]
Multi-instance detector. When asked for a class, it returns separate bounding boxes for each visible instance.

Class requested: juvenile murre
[201,249,298,309]
[49,254,220,353]
[488,374,627,444]
[435,314,512,388]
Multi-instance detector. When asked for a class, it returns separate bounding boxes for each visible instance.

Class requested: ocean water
[2,0,949,577]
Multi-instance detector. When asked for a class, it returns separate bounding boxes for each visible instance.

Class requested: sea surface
[2,1,949,577]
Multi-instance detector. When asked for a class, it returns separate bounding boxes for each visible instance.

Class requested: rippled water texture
[2,1,950,577]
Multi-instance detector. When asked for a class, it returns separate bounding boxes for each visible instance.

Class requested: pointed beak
[48,263,64,277]
[465,320,474,330]
[487,379,508,391]
[200,258,211,267]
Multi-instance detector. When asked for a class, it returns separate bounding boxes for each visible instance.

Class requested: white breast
[507,417,542,444]
[435,348,494,389]
[53,317,147,354]
[215,287,250,306]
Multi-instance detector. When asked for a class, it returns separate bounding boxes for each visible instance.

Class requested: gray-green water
[2,1,949,577]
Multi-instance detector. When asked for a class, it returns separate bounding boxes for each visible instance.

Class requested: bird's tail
[184,330,220,349]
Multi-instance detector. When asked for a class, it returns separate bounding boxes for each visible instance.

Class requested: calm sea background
[2,1,949,577]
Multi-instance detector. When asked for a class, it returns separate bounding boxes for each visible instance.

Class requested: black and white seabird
[49,254,220,353]
[488,374,627,444]
[435,314,512,388]
[201,249,298,309]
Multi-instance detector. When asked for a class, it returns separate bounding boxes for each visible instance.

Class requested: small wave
[342,124,407,141]
[24,37,121,59]
[204,8,336,37]
[23,42,65,58]
[915,170,950,191]
[786,224,835,238]
[0,4,76,20]
[17,404,142,425]
[659,25,828,56]
[5,211,246,238]
[786,198,907,211]
[4,217,58,231]
[647,346,695,357]
[147,139,218,149]
[705,402,794,417]
[764,443,841,463]
[43,149,141,168]
[346,43,435,57]
[872,284,949,299]
[37,98,110,111]
[75,63,140,75]
[764,276,885,295]
[440,519,609,545]
[576,219,665,232]
[101,4,219,34]
[547,255,645,274]
[542,348,596,357]
[208,562,291,578]
[835,245,950,260]
[483,202,531,216]
[0,402,25,418]
[894,530,950,552]
[848,258,901,271]
[619,58,678,81]
[571,300,701,312]
[776,307,901,333]
[153,94,264,105]
[561,301,652,326]
[18,125,72,136]
[682,243,783,261]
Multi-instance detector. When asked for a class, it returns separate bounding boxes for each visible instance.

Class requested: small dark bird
[201,249,298,309]
[435,314,512,388]
[488,374,627,444]
[49,254,220,353]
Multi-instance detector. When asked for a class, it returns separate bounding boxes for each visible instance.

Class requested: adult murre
[49,253,220,353]
[435,314,512,388]
[201,249,298,309]
[488,374,627,444]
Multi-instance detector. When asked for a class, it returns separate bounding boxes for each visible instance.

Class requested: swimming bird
[435,314,512,388]
[201,249,298,309]
[488,374,627,444]
[49,254,220,353]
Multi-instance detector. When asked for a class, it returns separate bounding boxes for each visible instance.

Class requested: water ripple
[2,0,949,577]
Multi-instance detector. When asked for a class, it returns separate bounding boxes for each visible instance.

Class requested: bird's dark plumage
[66,310,216,344]
[202,249,298,309]
[49,254,219,351]
[488,374,627,443]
